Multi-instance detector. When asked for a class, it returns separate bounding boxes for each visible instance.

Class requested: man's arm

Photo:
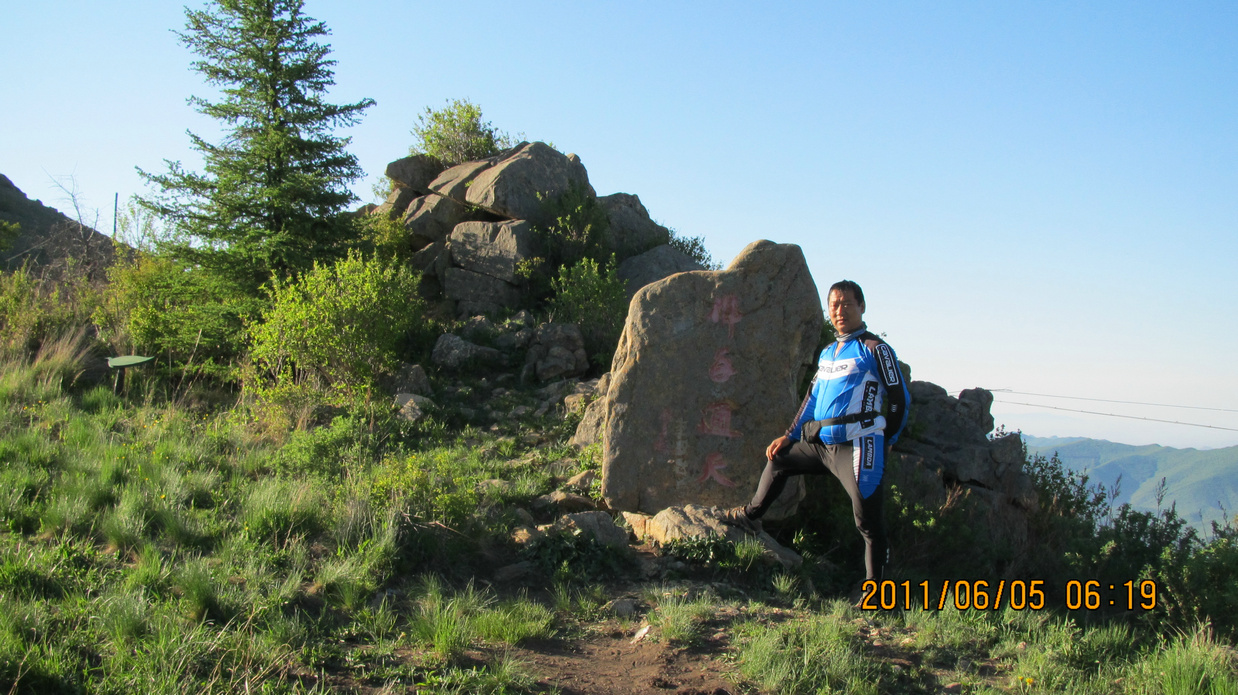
[783,376,818,442]
[865,336,909,444]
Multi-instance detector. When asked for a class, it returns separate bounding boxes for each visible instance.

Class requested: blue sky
[4,1,1236,448]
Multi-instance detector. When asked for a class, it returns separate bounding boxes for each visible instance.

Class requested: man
[727,280,910,583]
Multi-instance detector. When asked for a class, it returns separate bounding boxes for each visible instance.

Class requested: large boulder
[403,194,467,247]
[598,193,671,260]
[448,220,538,284]
[441,267,521,316]
[385,154,445,194]
[428,157,501,202]
[464,142,595,227]
[616,244,705,299]
[599,240,823,518]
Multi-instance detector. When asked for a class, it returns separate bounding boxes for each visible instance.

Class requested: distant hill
[1022,435,1238,533]
[0,173,114,277]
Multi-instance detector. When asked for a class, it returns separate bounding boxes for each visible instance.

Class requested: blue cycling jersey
[787,329,910,446]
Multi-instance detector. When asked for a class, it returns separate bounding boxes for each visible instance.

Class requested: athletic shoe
[719,506,761,533]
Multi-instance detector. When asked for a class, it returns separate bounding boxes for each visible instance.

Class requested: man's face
[827,288,865,335]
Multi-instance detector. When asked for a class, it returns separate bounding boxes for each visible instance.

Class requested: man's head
[827,280,866,335]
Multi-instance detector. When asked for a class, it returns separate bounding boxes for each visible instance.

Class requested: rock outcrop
[599,240,823,518]
[616,244,705,299]
[369,143,699,317]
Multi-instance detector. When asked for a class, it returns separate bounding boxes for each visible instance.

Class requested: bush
[669,230,720,270]
[248,250,425,403]
[93,250,255,366]
[411,98,518,167]
[0,261,99,359]
[548,257,627,368]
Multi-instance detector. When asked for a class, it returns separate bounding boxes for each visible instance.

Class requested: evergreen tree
[139,0,374,293]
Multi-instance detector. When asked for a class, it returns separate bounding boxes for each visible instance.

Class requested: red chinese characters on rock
[709,294,743,338]
[697,452,736,487]
[697,401,741,439]
[708,347,738,383]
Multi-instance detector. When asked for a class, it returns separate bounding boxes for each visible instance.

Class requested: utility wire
[989,389,1238,414]
[994,399,1238,432]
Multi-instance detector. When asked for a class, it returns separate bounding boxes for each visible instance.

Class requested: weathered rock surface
[441,267,520,316]
[394,393,435,422]
[887,382,1040,550]
[385,154,445,194]
[372,186,419,219]
[431,333,501,370]
[616,244,705,299]
[630,505,802,569]
[598,193,671,259]
[552,511,628,548]
[600,240,822,517]
[428,157,501,202]
[465,142,594,226]
[524,323,589,383]
[386,363,432,396]
[403,194,466,246]
[448,220,538,284]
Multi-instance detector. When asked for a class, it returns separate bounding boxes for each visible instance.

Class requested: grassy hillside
[1024,435,1238,532]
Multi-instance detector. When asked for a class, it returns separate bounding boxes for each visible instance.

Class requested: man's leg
[822,434,889,581]
[742,439,830,520]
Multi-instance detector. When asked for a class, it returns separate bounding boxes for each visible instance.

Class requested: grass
[1,336,1237,694]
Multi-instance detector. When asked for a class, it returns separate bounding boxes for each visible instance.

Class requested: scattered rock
[524,323,589,382]
[566,470,598,491]
[493,561,534,583]
[553,511,627,547]
[634,504,802,570]
[534,490,596,513]
[394,393,435,422]
[431,333,502,370]
[607,598,638,618]
[386,363,432,396]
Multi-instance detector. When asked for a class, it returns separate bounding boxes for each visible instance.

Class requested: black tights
[744,438,888,581]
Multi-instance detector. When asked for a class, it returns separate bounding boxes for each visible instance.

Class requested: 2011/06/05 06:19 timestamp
[857,579,1159,611]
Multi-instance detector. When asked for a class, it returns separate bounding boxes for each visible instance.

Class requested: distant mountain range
[1022,435,1238,533]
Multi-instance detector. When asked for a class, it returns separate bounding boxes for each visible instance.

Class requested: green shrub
[410,98,518,167]
[93,250,255,365]
[0,262,99,359]
[248,250,424,403]
[548,257,627,368]
[668,229,720,270]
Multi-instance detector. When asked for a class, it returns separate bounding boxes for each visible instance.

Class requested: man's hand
[766,436,792,461]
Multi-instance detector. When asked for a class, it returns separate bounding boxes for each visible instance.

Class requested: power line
[989,389,1238,414]
[994,399,1238,432]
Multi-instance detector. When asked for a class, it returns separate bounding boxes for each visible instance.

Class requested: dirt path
[514,631,739,695]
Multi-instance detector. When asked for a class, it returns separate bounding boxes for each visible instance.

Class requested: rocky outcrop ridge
[370,143,701,316]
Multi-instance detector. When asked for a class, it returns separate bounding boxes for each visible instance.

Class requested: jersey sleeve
[865,336,910,444]
[784,376,818,441]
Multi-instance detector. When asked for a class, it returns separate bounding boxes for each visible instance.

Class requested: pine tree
[139,0,374,292]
